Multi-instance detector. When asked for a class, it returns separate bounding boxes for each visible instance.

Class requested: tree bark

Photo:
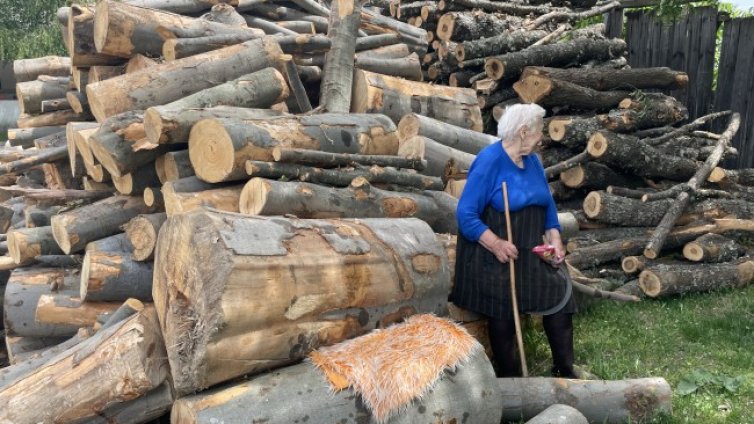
[282,55,313,113]
[319,0,363,113]
[16,110,92,129]
[112,163,161,196]
[353,70,483,130]
[436,11,517,42]
[125,0,237,14]
[51,195,156,254]
[67,5,124,67]
[582,191,674,226]
[597,94,688,133]
[16,77,71,115]
[35,294,120,328]
[521,66,689,91]
[240,177,457,233]
[525,404,588,424]
[485,38,627,81]
[80,250,154,302]
[71,382,174,424]
[0,308,168,424]
[454,30,546,62]
[355,42,411,60]
[13,56,71,83]
[189,113,399,182]
[514,75,630,111]
[273,34,332,54]
[163,33,254,60]
[0,146,68,177]
[7,226,65,264]
[4,336,69,366]
[154,210,451,394]
[156,150,195,183]
[124,213,167,261]
[24,205,64,228]
[411,135,475,177]
[640,260,754,298]
[6,126,65,148]
[86,38,283,122]
[360,8,429,53]
[499,377,671,423]
[355,52,424,81]
[682,233,744,263]
[547,116,602,151]
[709,168,754,187]
[559,162,635,190]
[162,178,244,216]
[246,160,444,190]
[273,147,426,170]
[397,112,495,155]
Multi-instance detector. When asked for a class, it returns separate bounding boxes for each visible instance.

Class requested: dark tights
[487,310,576,378]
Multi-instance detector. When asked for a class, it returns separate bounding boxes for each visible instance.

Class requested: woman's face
[517,118,544,156]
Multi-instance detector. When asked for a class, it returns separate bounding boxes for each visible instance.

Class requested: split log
[0,146,68,177]
[397,113,495,154]
[7,226,65,264]
[51,195,155,254]
[6,126,65,148]
[154,210,451,394]
[112,164,162,195]
[3,268,81,338]
[67,91,90,114]
[499,377,672,423]
[86,38,283,122]
[16,76,71,114]
[436,11,516,42]
[89,65,124,83]
[454,30,547,62]
[560,162,635,190]
[587,131,699,180]
[124,213,167,261]
[189,113,399,182]
[0,308,168,424]
[35,294,120,328]
[162,178,244,216]
[597,94,688,132]
[355,53,424,81]
[246,160,444,190]
[520,66,689,91]
[13,56,71,82]
[640,260,754,298]
[240,177,457,233]
[156,151,195,183]
[17,110,91,129]
[485,38,627,81]
[67,5,124,67]
[526,404,587,424]
[144,106,283,145]
[319,0,362,113]
[273,147,426,170]
[682,233,744,263]
[352,70,483,131]
[172,347,498,423]
[81,250,154,302]
[514,75,629,111]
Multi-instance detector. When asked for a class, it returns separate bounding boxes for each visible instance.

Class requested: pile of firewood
[0,0,748,421]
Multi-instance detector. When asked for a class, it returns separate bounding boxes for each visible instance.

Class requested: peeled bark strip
[273,147,425,170]
[80,250,154,302]
[124,213,167,261]
[7,226,65,264]
[16,77,71,115]
[156,151,195,183]
[484,38,627,81]
[240,177,457,233]
[13,56,71,82]
[0,308,168,424]
[154,210,451,394]
[17,110,91,129]
[499,377,672,423]
[560,162,635,190]
[246,160,444,190]
[172,348,497,423]
[587,131,699,180]
[598,95,688,133]
[144,106,283,145]
[682,233,743,263]
[548,116,602,150]
[352,70,482,131]
[454,30,546,62]
[86,38,283,122]
[67,5,124,67]
[0,146,68,177]
[162,177,244,216]
[319,0,363,113]
[640,261,754,298]
[35,294,120,328]
[112,164,161,196]
[521,66,688,91]
[51,195,155,254]
[398,113,495,155]
[514,75,629,111]
[355,52,424,81]
[189,113,399,182]
[436,11,515,42]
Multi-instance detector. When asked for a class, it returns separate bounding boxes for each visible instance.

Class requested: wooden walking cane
[502,181,528,377]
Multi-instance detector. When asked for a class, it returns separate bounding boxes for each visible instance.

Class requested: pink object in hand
[532,244,564,266]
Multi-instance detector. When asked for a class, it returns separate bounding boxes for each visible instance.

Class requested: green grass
[520,285,754,423]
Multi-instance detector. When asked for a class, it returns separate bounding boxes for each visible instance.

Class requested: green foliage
[677,369,746,396]
[0,0,68,60]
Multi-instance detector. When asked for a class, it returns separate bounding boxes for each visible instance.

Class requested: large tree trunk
[189,113,399,182]
[499,377,672,423]
[51,195,155,254]
[156,150,195,183]
[0,308,168,424]
[319,0,363,113]
[35,294,120,328]
[162,177,244,216]
[81,249,154,302]
[397,113,496,155]
[124,213,167,261]
[640,260,754,298]
[171,348,499,423]
[7,226,64,264]
[144,106,283,145]
[352,70,482,130]
[514,75,629,111]
[520,66,689,91]
[682,233,744,263]
[436,11,516,42]
[240,177,457,233]
[85,38,283,122]
[597,94,688,133]
[67,5,124,67]
[485,38,627,81]
[153,210,451,394]
[16,77,71,115]
[454,30,546,62]
[13,56,71,82]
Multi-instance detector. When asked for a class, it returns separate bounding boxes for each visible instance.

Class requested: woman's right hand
[479,230,518,263]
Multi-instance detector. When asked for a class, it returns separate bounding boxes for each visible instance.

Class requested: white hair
[497,103,546,141]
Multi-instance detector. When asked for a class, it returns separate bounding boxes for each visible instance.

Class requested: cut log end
[560,165,586,188]
[587,132,609,158]
[51,220,73,255]
[639,270,662,297]
[436,14,455,42]
[708,167,727,183]
[547,117,572,142]
[643,247,659,260]
[512,75,553,104]
[582,191,602,219]
[143,108,169,144]
[484,58,504,81]
[189,119,235,183]
[618,98,633,109]
[621,256,643,274]
[112,173,134,195]
[683,242,704,262]
[239,178,271,215]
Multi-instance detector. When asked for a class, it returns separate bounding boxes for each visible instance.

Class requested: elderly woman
[452,103,577,378]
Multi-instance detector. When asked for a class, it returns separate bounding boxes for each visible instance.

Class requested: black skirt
[451,205,576,320]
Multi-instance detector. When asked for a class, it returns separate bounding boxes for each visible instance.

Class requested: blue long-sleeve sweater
[457,141,561,241]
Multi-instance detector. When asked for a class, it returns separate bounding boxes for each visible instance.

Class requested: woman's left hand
[545,229,565,263]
